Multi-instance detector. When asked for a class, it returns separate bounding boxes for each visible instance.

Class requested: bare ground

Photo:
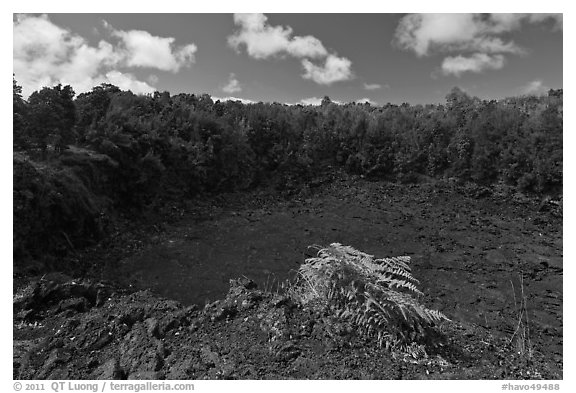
[13,178,563,379]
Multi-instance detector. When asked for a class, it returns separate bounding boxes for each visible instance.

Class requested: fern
[290,243,449,351]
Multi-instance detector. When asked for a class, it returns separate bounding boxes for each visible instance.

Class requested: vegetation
[12,78,563,265]
[13,152,109,263]
[509,274,533,359]
[290,243,448,352]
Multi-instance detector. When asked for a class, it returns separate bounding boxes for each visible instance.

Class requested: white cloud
[212,96,255,104]
[395,14,478,57]
[395,13,561,77]
[222,73,242,94]
[394,14,529,57]
[460,36,524,55]
[228,13,327,60]
[69,73,155,96]
[297,97,343,106]
[363,83,384,90]
[531,14,563,30]
[441,53,505,77]
[13,14,196,97]
[522,80,548,95]
[112,28,196,72]
[147,74,159,85]
[355,98,377,105]
[490,13,563,32]
[104,71,155,94]
[298,97,323,106]
[14,14,109,96]
[14,14,82,63]
[287,35,328,58]
[229,13,351,86]
[301,54,353,85]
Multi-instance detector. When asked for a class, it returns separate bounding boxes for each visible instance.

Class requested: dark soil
[13,178,563,379]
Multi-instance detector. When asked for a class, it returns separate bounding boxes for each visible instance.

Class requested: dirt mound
[14,274,559,380]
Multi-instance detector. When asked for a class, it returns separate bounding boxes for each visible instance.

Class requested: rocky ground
[13,177,563,379]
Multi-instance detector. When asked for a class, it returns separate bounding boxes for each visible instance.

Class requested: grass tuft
[509,274,533,359]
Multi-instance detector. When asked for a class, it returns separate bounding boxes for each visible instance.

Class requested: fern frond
[289,243,450,351]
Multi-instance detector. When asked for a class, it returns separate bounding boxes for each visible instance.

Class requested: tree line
[13,77,563,264]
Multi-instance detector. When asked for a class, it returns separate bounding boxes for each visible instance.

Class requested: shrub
[290,243,449,351]
[13,153,107,264]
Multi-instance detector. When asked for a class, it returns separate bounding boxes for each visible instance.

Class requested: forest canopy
[13,78,562,261]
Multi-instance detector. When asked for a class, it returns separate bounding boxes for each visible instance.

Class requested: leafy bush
[290,243,449,351]
[13,153,107,264]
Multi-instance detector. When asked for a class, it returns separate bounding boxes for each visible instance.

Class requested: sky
[13,13,563,105]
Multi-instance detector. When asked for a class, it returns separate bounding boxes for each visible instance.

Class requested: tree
[75,84,121,135]
[13,76,29,150]
[27,84,77,156]
[548,88,562,98]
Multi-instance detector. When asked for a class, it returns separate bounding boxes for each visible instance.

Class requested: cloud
[522,79,549,95]
[229,13,351,85]
[228,13,327,59]
[395,14,478,57]
[394,13,561,76]
[147,74,159,85]
[297,97,343,106]
[441,53,505,77]
[301,54,353,85]
[212,96,255,104]
[490,13,563,32]
[104,71,156,94]
[394,14,530,57]
[287,35,328,58]
[363,83,384,90]
[112,28,196,72]
[532,14,563,30]
[298,97,323,106]
[13,14,196,97]
[222,73,242,94]
[355,98,377,105]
